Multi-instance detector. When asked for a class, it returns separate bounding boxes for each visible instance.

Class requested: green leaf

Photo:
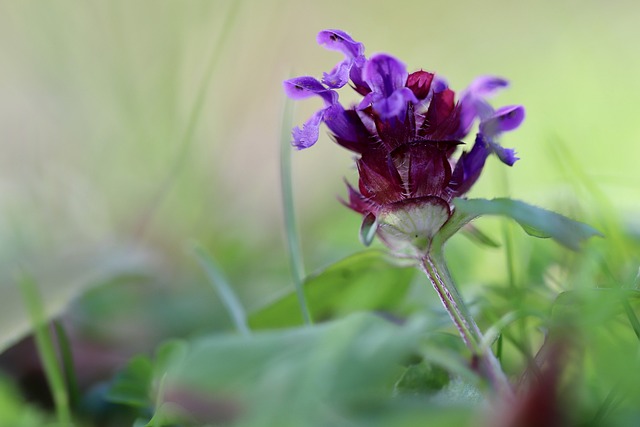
[154,340,188,378]
[437,198,602,250]
[249,250,415,328]
[105,355,154,408]
[395,363,450,395]
[168,313,428,426]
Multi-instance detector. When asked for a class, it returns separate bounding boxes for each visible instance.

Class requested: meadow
[1,1,639,426]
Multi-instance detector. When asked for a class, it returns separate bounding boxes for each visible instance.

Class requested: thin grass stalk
[279,96,312,325]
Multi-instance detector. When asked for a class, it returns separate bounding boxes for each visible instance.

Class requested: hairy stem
[420,248,514,401]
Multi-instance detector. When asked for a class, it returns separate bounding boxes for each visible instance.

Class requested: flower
[284,29,525,256]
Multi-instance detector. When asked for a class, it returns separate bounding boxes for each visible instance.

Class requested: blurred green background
[0,0,639,376]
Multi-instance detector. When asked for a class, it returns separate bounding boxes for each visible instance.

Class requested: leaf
[167,313,429,426]
[249,250,415,329]
[394,363,450,395]
[436,198,602,251]
[105,355,154,408]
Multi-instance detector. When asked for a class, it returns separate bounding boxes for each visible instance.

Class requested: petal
[349,65,370,95]
[323,105,375,153]
[291,108,326,149]
[457,76,510,137]
[465,75,509,98]
[486,139,519,166]
[317,29,364,59]
[322,59,351,88]
[363,54,408,97]
[479,105,525,136]
[371,87,418,120]
[450,134,490,196]
[283,76,337,105]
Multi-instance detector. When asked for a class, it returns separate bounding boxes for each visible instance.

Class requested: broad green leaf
[437,198,601,251]
[249,250,415,329]
[168,313,433,426]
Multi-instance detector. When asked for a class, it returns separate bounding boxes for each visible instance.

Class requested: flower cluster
[284,29,524,254]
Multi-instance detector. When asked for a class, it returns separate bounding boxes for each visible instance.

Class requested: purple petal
[317,29,364,60]
[486,139,519,166]
[457,76,510,137]
[291,108,326,149]
[317,30,366,90]
[479,105,525,136]
[431,77,448,94]
[465,76,509,98]
[363,54,408,97]
[283,76,337,105]
[323,105,374,152]
[322,59,351,88]
[372,87,418,120]
[349,65,370,95]
[450,135,490,196]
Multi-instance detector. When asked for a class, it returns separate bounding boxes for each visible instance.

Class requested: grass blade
[17,274,72,426]
[279,95,312,325]
[53,321,80,410]
[192,244,250,336]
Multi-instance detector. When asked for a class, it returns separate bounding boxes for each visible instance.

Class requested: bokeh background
[1,0,639,383]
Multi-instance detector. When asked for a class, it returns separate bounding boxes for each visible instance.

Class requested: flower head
[284,30,524,255]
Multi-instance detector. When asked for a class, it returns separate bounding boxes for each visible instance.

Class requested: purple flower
[283,29,525,254]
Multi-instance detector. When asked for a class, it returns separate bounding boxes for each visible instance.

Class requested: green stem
[280,96,312,325]
[420,249,513,401]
